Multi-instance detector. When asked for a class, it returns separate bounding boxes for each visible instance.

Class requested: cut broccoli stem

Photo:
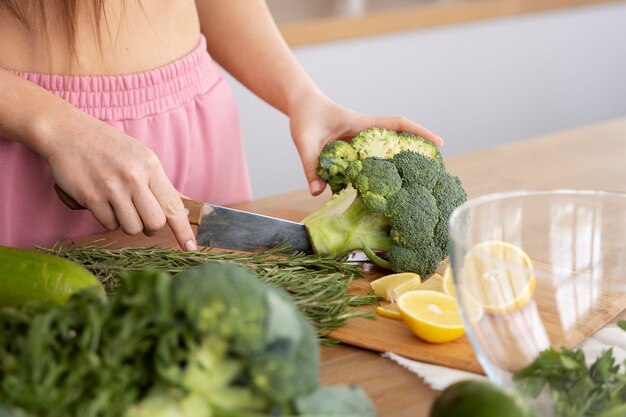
[303,187,392,258]
[361,245,391,270]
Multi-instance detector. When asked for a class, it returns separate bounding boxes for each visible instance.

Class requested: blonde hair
[6,1,109,49]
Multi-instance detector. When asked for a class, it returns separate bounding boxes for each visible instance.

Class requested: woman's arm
[0,67,197,250]
[195,0,443,195]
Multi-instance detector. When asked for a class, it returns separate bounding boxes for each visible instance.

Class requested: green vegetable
[0,263,375,417]
[429,380,535,417]
[40,243,379,339]
[305,128,467,276]
[513,342,626,417]
[0,246,103,308]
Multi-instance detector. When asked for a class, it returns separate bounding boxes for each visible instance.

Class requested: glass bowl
[448,190,626,417]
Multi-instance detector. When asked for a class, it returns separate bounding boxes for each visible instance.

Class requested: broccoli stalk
[305,128,467,276]
[303,186,391,259]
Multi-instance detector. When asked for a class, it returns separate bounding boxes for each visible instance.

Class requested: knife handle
[53,184,204,225]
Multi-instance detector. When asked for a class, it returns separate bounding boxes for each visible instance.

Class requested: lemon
[397,290,465,343]
[375,302,402,320]
[463,241,535,314]
[441,265,484,323]
[420,272,444,292]
[442,265,455,297]
[370,272,421,301]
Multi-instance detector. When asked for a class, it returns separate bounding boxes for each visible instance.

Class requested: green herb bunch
[513,320,626,417]
[40,243,379,339]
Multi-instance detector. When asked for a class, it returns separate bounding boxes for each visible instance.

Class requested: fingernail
[310,179,324,195]
[184,239,197,251]
[437,136,444,146]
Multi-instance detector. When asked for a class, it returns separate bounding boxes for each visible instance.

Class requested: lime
[430,380,535,417]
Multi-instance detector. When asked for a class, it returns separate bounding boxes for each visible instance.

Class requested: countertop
[267,0,626,46]
[74,116,626,417]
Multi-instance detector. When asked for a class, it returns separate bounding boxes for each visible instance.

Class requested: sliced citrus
[388,278,423,302]
[375,303,402,320]
[419,273,444,292]
[441,265,484,323]
[442,265,455,297]
[370,272,420,301]
[397,290,465,343]
[463,241,535,314]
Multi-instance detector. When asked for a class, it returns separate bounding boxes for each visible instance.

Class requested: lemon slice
[442,265,455,297]
[388,278,423,302]
[397,290,465,343]
[375,303,402,320]
[441,265,484,323]
[370,272,420,301]
[419,273,444,292]
[463,241,535,314]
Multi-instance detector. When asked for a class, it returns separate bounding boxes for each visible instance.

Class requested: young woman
[0,0,442,250]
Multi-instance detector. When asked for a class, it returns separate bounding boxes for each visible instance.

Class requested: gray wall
[225,2,626,199]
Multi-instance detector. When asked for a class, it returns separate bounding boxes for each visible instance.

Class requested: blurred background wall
[224,1,626,199]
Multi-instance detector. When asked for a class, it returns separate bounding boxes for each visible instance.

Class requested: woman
[0,0,442,250]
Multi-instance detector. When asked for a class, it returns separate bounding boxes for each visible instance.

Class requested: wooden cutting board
[330,269,626,375]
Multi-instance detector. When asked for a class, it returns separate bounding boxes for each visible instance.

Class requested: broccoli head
[304,134,467,276]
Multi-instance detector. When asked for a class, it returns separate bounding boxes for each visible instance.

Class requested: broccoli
[316,127,443,195]
[304,131,467,276]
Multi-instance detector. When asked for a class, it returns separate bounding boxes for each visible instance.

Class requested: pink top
[0,36,252,248]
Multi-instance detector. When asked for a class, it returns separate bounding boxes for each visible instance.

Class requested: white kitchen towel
[382,324,626,391]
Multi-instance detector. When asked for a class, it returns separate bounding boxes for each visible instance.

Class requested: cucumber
[0,246,103,308]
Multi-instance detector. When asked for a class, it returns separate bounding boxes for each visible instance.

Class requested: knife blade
[54,184,314,253]
[194,202,313,253]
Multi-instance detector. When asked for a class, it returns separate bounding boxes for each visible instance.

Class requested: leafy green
[513,325,626,417]
[0,264,376,417]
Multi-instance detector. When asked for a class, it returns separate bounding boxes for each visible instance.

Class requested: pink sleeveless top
[0,36,252,248]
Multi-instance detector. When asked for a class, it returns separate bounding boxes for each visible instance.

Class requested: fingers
[295,137,328,196]
[150,170,197,251]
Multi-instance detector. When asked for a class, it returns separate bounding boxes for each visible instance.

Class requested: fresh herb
[513,323,626,417]
[38,242,379,338]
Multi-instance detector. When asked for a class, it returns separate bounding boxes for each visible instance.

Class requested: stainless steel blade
[196,203,314,253]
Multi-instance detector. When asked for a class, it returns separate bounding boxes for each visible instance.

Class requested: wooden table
[77,116,626,417]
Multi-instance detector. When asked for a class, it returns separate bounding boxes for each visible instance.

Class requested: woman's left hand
[289,93,444,196]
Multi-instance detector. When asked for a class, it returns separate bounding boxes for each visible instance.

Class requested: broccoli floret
[316,141,358,193]
[346,158,402,212]
[305,135,467,276]
[172,263,320,412]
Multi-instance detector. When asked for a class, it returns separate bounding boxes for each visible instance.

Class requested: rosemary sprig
[39,242,379,338]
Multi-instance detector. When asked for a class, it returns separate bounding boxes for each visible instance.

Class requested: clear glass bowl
[448,190,626,417]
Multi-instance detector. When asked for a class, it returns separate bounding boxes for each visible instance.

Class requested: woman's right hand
[40,110,198,251]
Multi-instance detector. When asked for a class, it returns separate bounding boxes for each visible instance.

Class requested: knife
[54,185,314,253]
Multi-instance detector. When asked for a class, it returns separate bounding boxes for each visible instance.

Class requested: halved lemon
[397,290,465,343]
[375,303,402,320]
[370,272,421,301]
[463,241,535,314]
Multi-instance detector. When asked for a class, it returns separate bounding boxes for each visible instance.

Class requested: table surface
[76,116,626,417]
